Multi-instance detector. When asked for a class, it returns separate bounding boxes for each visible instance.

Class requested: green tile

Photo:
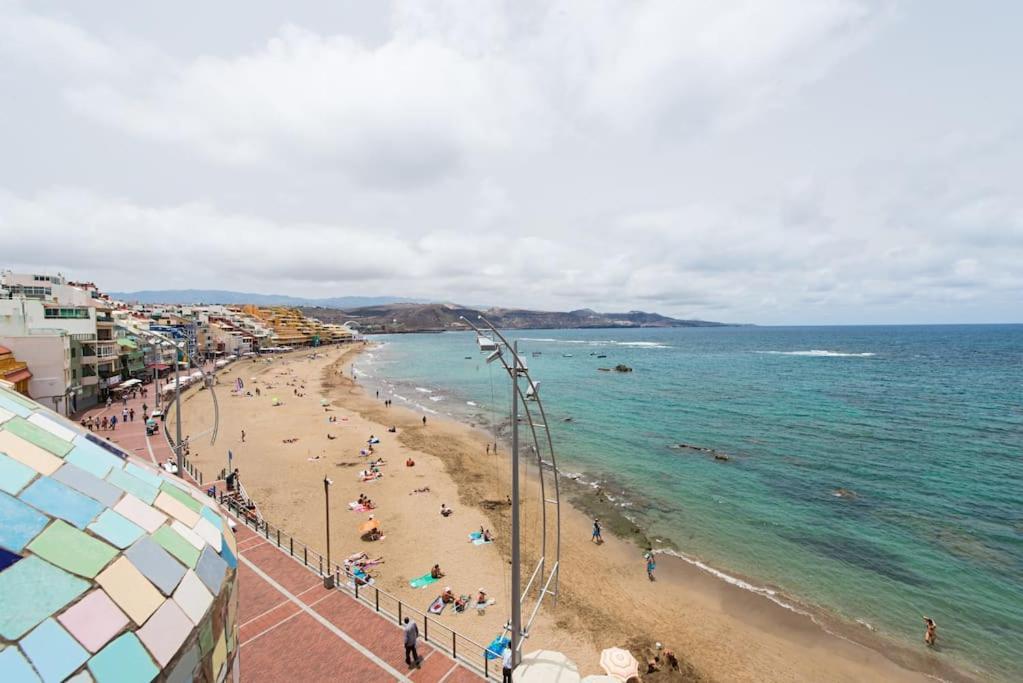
[0,388,38,411]
[199,618,213,656]
[152,526,199,568]
[28,520,118,578]
[159,482,202,513]
[3,417,73,457]
[0,556,89,639]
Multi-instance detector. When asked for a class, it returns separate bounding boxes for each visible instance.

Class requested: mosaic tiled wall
[0,385,239,683]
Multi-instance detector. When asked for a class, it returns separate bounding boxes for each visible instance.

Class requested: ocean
[354,325,1022,681]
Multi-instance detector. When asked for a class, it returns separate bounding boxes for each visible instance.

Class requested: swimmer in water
[923,617,937,647]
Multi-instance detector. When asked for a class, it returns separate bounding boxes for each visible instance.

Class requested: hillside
[108,289,424,308]
[300,303,729,333]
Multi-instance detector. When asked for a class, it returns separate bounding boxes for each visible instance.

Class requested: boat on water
[597,354,607,358]
[532,351,542,357]
[562,353,573,358]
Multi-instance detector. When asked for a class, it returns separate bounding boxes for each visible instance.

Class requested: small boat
[562,353,573,358]
[596,354,607,359]
[531,351,542,357]
[464,356,472,360]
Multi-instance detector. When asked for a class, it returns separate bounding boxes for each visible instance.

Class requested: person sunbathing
[406,458,415,467]
[476,589,487,605]
[410,486,430,494]
[431,564,444,579]
[441,504,453,517]
[483,529,494,542]
[327,434,336,440]
[454,595,469,611]
[387,425,397,433]
[441,587,456,604]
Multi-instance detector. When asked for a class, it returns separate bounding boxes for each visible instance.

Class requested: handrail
[218,495,502,680]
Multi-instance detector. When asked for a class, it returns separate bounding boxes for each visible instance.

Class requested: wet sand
[179,344,976,682]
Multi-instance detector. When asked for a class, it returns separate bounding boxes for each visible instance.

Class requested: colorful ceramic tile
[212,630,227,679]
[95,557,163,626]
[0,391,34,417]
[124,537,186,595]
[0,556,89,639]
[0,547,22,571]
[105,468,158,504]
[0,489,49,553]
[222,521,238,557]
[66,672,94,683]
[194,545,228,594]
[159,482,203,513]
[170,520,205,550]
[20,618,89,683]
[153,491,200,527]
[193,516,222,549]
[0,406,14,424]
[0,452,36,495]
[219,536,237,569]
[152,526,199,568]
[18,477,103,530]
[124,462,163,489]
[57,589,130,653]
[0,646,41,683]
[198,619,213,656]
[0,431,63,475]
[112,494,167,533]
[173,570,213,625]
[87,633,158,683]
[26,413,78,445]
[3,417,73,457]
[199,504,223,528]
[137,599,192,667]
[65,442,123,479]
[88,509,144,549]
[51,463,122,507]
[165,643,199,683]
[27,520,117,578]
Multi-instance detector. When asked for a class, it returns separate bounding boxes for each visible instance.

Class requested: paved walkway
[76,382,488,682]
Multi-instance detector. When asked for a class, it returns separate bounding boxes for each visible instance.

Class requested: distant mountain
[301,303,731,332]
[108,289,425,308]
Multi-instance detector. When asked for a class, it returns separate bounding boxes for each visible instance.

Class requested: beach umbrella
[513,650,580,683]
[358,519,380,534]
[599,648,638,682]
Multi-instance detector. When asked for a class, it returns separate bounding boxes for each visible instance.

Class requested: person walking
[122,407,129,422]
[502,643,514,683]
[646,552,657,581]
[129,408,135,422]
[110,415,117,431]
[422,415,427,426]
[592,518,603,544]
[402,617,421,668]
[241,429,246,443]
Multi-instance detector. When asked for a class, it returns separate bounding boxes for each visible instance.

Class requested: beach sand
[178,344,975,682]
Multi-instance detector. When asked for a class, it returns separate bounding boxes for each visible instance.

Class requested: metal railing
[219,496,504,680]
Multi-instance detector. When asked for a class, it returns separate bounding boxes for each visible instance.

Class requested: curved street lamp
[460,315,561,667]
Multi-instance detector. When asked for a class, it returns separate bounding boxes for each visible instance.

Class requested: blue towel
[485,636,510,660]
[469,531,482,540]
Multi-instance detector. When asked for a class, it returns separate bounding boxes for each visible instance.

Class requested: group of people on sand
[643,643,681,674]
[356,493,376,509]
[437,586,489,614]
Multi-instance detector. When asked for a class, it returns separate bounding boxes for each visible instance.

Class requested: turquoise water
[356,325,1023,680]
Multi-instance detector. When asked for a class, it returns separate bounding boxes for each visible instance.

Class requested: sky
[1,0,1020,325]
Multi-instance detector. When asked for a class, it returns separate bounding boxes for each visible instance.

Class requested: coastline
[181,344,980,681]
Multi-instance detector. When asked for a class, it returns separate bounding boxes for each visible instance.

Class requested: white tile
[154,492,201,527]
[113,494,168,533]
[192,517,222,550]
[170,520,205,551]
[0,406,14,424]
[172,571,213,625]
[27,413,78,443]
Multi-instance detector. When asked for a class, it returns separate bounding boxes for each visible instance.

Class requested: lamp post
[509,341,522,667]
[323,476,334,588]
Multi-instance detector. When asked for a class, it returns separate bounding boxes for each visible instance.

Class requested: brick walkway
[76,381,488,682]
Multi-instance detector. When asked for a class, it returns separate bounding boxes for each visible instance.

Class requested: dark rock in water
[598,368,611,372]
[713,454,729,461]
[562,417,573,422]
[833,487,858,499]
[614,364,633,372]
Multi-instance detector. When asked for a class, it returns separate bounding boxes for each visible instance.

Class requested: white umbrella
[599,648,639,682]
[514,650,580,683]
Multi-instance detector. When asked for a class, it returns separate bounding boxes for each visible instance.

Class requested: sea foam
[756,350,876,357]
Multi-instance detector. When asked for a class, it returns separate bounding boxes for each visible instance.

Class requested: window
[70,347,76,358]
[44,307,89,319]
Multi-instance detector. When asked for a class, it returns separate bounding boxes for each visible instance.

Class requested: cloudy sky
[2,0,1020,324]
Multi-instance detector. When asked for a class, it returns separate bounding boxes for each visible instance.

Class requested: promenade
[76,383,488,682]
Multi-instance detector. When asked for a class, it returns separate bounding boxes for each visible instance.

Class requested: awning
[118,378,141,388]
[3,368,32,384]
[147,363,170,371]
[117,339,138,349]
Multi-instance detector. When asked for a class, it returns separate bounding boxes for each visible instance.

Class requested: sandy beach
[178,344,974,682]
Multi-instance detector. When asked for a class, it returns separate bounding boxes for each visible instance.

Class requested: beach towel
[468,531,482,541]
[454,595,471,613]
[428,597,446,615]
[409,573,439,589]
[348,502,371,512]
[485,636,510,660]
[345,577,374,590]
[368,437,380,444]
[472,538,492,546]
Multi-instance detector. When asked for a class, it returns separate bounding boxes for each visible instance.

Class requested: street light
[323,476,334,589]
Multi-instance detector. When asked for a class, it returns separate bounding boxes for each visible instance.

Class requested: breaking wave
[756,350,876,358]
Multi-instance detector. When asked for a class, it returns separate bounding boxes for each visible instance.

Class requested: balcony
[81,375,98,386]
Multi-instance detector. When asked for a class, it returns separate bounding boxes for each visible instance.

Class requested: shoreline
[181,344,981,681]
[354,342,984,683]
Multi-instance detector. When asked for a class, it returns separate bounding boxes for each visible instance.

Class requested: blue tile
[105,469,158,504]
[200,505,223,528]
[124,536,186,595]
[220,535,237,569]
[0,491,49,553]
[88,509,144,549]
[78,433,129,462]
[65,441,124,479]
[195,544,228,593]
[0,393,33,418]
[51,463,122,507]
[88,633,158,683]
[0,452,37,495]
[0,647,41,683]
[18,478,103,530]
[124,462,163,489]
[20,618,89,683]
[0,547,22,571]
